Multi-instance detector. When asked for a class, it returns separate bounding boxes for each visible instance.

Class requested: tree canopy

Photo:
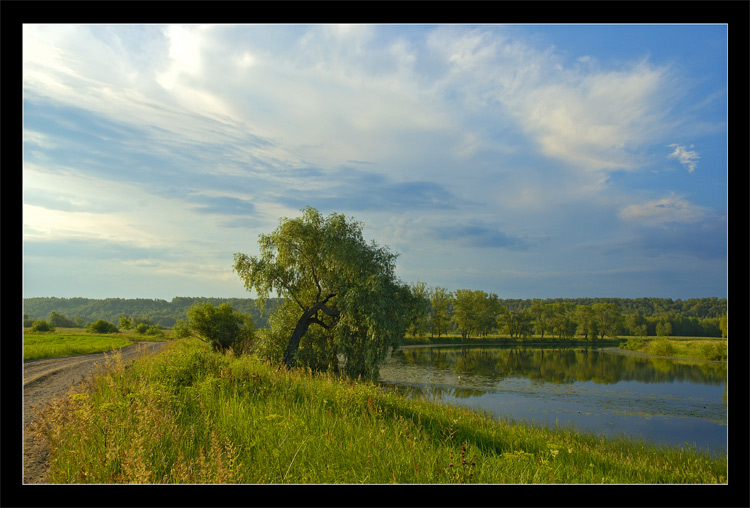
[173,302,255,356]
[233,207,417,379]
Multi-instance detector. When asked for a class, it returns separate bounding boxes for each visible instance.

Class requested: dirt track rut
[23,341,169,484]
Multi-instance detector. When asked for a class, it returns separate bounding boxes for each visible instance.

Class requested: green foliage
[549,302,577,339]
[119,315,133,331]
[23,331,133,360]
[452,289,503,339]
[648,338,676,357]
[697,341,727,361]
[592,303,623,339]
[23,296,727,339]
[575,305,599,341]
[49,311,76,328]
[233,206,417,380]
[37,338,727,484]
[175,302,255,356]
[429,286,453,338]
[502,310,532,339]
[31,319,55,332]
[23,296,280,330]
[406,281,432,340]
[257,300,303,364]
[87,319,119,334]
[620,337,646,351]
[135,323,164,336]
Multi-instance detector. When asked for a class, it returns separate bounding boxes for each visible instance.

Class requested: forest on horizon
[23,295,727,337]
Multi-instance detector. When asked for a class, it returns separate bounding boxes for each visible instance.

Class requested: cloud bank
[22,24,727,299]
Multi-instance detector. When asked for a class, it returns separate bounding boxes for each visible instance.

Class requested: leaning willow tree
[233,206,418,380]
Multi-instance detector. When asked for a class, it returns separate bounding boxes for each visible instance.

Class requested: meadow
[24,328,168,361]
[33,337,727,484]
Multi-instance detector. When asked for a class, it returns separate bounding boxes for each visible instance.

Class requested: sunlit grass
[24,329,170,361]
[621,337,727,362]
[32,338,727,484]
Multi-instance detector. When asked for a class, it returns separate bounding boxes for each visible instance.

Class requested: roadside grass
[24,329,170,361]
[33,338,727,484]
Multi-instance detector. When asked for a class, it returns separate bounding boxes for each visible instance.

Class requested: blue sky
[22,24,727,300]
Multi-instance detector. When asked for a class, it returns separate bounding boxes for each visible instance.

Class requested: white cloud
[618,194,708,227]
[667,143,700,172]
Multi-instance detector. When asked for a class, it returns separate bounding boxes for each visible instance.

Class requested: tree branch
[308,316,331,330]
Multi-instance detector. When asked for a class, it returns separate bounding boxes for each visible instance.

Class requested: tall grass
[620,337,727,362]
[32,338,727,484]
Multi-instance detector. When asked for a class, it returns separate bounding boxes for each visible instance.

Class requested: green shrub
[148,325,164,336]
[134,323,150,334]
[619,338,645,351]
[87,319,119,334]
[648,338,676,357]
[49,311,77,328]
[31,320,55,332]
[172,302,255,356]
[698,342,727,361]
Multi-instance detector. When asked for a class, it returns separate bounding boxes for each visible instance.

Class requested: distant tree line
[23,297,283,329]
[403,288,727,340]
[24,295,726,339]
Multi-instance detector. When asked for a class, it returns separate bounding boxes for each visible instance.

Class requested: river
[378,345,727,455]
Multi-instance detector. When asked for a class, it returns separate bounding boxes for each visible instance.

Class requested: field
[33,337,726,484]
[24,328,169,361]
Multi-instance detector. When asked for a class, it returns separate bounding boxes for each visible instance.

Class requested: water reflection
[378,346,727,454]
[392,346,726,386]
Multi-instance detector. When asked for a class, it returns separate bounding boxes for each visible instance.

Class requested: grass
[402,333,621,347]
[24,328,169,361]
[32,338,727,484]
[620,337,727,362]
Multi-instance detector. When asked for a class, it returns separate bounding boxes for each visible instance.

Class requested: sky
[22,24,728,301]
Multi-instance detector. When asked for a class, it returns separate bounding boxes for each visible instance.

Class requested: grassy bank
[32,338,726,484]
[401,333,622,348]
[24,328,169,361]
[619,337,727,362]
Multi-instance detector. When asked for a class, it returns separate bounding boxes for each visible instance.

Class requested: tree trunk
[283,313,314,367]
[282,298,339,368]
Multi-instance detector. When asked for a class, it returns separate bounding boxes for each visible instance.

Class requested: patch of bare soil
[23,341,169,484]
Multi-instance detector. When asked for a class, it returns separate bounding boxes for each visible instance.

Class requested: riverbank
[401,335,622,348]
[32,338,726,484]
[599,346,727,364]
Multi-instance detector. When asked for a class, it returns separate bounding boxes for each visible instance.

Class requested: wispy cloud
[666,143,700,172]
[619,193,708,227]
[21,24,727,299]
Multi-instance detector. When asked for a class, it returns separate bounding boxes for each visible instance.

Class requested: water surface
[379,345,727,455]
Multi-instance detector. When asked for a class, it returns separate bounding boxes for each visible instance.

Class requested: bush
[49,311,77,328]
[173,302,255,356]
[134,323,150,334]
[87,319,119,334]
[135,323,163,336]
[31,320,55,332]
[619,337,645,351]
[699,342,727,361]
[648,338,676,357]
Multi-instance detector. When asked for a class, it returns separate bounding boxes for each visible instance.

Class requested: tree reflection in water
[389,346,726,386]
[379,346,727,453]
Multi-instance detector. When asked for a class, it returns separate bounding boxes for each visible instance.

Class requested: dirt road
[23,341,169,484]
